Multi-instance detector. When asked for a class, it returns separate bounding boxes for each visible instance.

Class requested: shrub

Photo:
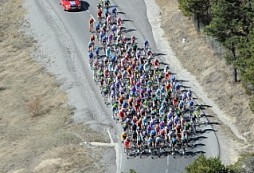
[27,96,42,117]
[185,155,229,173]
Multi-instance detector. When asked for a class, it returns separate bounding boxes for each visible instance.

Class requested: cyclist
[88,51,94,67]
[171,134,177,154]
[106,15,111,26]
[131,35,136,44]
[181,130,188,154]
[95,23,101,39]
[104,0,110,7]
[144,40,149,51]
[112,6,117,18]
[88,40,94,51]
[121,131,127,143]
[155,135,162,148]
[97,8,102,22]
[106,46,111,58]
[136,131,143,153]
[193,105,201,124]
[97,2,102,9]
[187,89,192,99]
[90,34,95,42]
[148,136,155,153]
[95,47,100,58]
[117,17,122,27]
[89,17,95,32]
[104,7,109,18]
[111,24,117,36]
[123,137,131,154]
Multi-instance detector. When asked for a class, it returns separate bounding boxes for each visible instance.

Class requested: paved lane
[28,0,219,173]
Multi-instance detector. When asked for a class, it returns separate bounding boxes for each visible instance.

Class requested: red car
[59,0,81,11]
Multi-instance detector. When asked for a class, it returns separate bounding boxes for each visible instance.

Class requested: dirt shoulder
[0,0,114,172]
[155,0,254,164]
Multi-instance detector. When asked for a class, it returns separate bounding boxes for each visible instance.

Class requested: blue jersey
[88,52,93,59]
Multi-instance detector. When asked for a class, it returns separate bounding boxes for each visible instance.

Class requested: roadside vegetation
[185,154,254,173]
[175,0,254,170]
[178,0,254,112]
[0,0,112,172]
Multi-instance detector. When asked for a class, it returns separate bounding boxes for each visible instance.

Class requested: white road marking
[107,129,114,144]
[167,155,169,165]
[165,169,168,173]
[82,141,116,147]
[89,142,116,147]
[119,152,123,173]
[83,137,122,173]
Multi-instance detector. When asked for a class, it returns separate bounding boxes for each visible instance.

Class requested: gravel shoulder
[155,0,254,164]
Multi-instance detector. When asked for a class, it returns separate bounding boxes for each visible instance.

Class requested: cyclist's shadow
[183,150,206,159]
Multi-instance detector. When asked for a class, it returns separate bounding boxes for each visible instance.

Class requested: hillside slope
[155,0,254,164]
[0,0,114,172]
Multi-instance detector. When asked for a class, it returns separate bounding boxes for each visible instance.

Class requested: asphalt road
[26,0,220,173]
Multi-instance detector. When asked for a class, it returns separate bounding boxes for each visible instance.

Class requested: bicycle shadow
[181,85,192,89]
[175,79,189,83]
[106,5,118,9]
[122,19,133,22]
[189,135,208,142]
[139,151,150,159]
[207,121,221,126]
[183,150,206,158]
[196,128,216,134]
[199,104,212,108]
[153,53,167,57]
[117,11,125,14]
[122,29,136,33]
[190,143,206,149]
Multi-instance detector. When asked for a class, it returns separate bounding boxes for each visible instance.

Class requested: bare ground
[155,0,254,164]
[0,0,114,172]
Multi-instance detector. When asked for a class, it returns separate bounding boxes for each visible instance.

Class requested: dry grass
[26,96,42,117]
[0,0,110,172]
[156,0,254,164]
